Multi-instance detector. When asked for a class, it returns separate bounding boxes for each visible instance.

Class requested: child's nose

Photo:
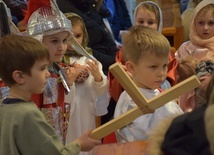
[46,70,51,78]
[204,24,209,30]
[158,69,166,76]
[142,23,149,27]
[58,43,67,51]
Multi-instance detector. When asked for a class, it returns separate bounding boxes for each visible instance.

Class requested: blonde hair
[122,26,170,63]
[195,3,214,22]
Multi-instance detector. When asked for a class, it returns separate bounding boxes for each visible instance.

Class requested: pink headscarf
[189,0,214,51]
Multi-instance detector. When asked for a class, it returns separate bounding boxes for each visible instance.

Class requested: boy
[114,26,183,142]
[24,0,79,144]
[0,34,100,155]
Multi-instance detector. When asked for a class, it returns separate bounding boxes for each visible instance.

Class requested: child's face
[25,59,50,94]
[127,53,168,89]
[135,7,158,30]
[67,24,84,51]
[43,31,69,63]
[195,10,214,39]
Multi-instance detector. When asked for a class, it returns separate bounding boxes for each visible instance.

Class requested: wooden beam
[90,63,200,139]
[108,63,152,113]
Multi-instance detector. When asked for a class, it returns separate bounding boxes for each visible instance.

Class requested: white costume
[65,56,109,155]
[114,88,183,142]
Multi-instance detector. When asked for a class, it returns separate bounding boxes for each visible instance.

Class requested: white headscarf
[133,1,163,32]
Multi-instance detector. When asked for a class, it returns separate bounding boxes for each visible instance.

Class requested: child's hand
[76,129,101,152]
[86,60,103,82]
[64,66,79,86]
[73,63,89,82]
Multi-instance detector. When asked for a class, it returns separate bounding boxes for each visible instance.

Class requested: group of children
[0,0,214,154]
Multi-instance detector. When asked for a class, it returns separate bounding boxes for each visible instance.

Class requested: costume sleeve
[92,61,109,116]
[92,61,108,96]
[15,104,80,155]
[115,97,183,142]
[175,41,192,61]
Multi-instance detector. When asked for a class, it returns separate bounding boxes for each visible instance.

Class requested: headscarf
[189,0,214,51]
[133,1,163,32]
[64,13,89,49]
[64,12,93,57]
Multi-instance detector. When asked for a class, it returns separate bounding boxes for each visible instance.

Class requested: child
[63,13,109,155]
[170,53,214,113]
[175,0,214,61]
[114,26,183,142]
[181,0,203,41]
[57,0,119,76]
[0,34,101,155]
[133,1,163,31]
[24,0,79,144]
[176,56,199,112]
[133,1,178,88]
[104,1,177,125]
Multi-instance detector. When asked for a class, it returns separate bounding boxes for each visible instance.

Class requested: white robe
[65,56,109,155]
[114,88,184,142]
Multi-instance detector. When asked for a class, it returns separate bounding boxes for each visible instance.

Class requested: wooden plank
[90,63,200,139]
[147,75,200,109]
[108,63,152,113]
[90,107,142,139]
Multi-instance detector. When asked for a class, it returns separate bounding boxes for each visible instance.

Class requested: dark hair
[0,34,50,86]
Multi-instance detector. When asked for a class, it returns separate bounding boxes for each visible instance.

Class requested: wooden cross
[90,63,200,139]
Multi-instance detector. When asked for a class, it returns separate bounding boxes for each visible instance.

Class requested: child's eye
[150,65,157,69]
[148,21,154,25]
[51,39,58,43]
[63,38,68,43]
[198,21,204,26]
[41,66,48,71]
[138,20,144,24]
[208,21,214,26]
[75,34,82,38]
[163,64,168,69]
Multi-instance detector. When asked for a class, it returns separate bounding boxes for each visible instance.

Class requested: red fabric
[103,132,117,144]
[0,81,6,87]
[31,72,65,112]
[108,49,125,102]
[167,50,178,86]
[24,0,51,23]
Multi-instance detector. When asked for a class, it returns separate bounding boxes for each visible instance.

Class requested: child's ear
[12,70,25,84]
[126,61,135,74]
